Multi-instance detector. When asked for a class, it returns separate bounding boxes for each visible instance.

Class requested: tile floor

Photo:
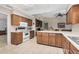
[0,35,7,48]
[0,37,64,54]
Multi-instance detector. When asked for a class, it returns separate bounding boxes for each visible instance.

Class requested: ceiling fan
[56,13,66,17]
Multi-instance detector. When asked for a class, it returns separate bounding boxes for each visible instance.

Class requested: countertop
[37,30,79,50]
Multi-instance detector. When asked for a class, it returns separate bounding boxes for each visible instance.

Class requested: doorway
[44,23,48,30]
[0,13,7,48]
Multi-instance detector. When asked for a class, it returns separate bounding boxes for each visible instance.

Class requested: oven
[23,31,30,42]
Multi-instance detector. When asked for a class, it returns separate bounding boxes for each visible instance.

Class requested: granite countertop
[37,30,79,50]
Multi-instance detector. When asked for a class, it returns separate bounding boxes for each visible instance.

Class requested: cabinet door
[66,5,79,24]
[22,17,28,22]
[30,31,34,39]
[55,34,62,47]
[62,36,70,54]
[11,14,22,26]
[48,33,55,46]
[61,36,65,48]
[11,32,23,45]
[42,32,48,45]
[70,43,79,54]
[28,19,32,26]
[37,32,42,44]
[66,8,72,24]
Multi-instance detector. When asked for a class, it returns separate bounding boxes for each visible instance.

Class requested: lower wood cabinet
[62,36,70,54]
[37,32,79,54]
[37,32,42,44]
[55,34,62,48]
[11,32,23,45]
[48,33,55,46]
[37,32,63,47]
[42,32,48,45]
[69,43,79,54]
[30,30,34,39]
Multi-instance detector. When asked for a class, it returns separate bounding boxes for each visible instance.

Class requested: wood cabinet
[62,36,70,54]
[11,14,22,26]
[22,17,28,22]
[37,32,63,47]
[37,32,42,44]
[37,32,79,54]
[30,30,34,39]
[11,14,32,26]
[55,34,62,47]
[11,32,23,45]
[69,43,79,54]
[35,19,42,27]
[28,19,32,26]
[42,32,48,45]
[48,33,55,46]
[66,4,79,24]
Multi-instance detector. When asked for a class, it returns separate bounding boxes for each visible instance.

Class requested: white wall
[0,6,12,45]
[42,16,72,30]
[72,24,79,32]
[42,16,66,29]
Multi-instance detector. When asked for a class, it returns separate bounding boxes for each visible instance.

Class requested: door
[44,23,48,30]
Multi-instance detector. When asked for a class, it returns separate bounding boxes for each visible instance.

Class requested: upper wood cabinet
[28,19,32,26]
[11,14,32,26]
[11,14,22,26]
[66,4,79,24]
[35,19,42,27]
[22,17,28,22]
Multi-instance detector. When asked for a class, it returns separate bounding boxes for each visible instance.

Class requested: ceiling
[2,4,71,19]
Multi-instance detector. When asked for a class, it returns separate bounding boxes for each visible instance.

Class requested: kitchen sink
[68,36,79,45]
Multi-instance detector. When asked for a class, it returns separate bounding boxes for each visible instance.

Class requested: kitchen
[36,4,79,54]
[0,4,79,54]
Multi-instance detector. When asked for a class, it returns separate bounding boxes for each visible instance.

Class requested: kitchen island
[36,30,79,54]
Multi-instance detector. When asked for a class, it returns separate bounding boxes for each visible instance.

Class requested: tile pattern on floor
[0,37,64,54]
[0,35,7,48]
